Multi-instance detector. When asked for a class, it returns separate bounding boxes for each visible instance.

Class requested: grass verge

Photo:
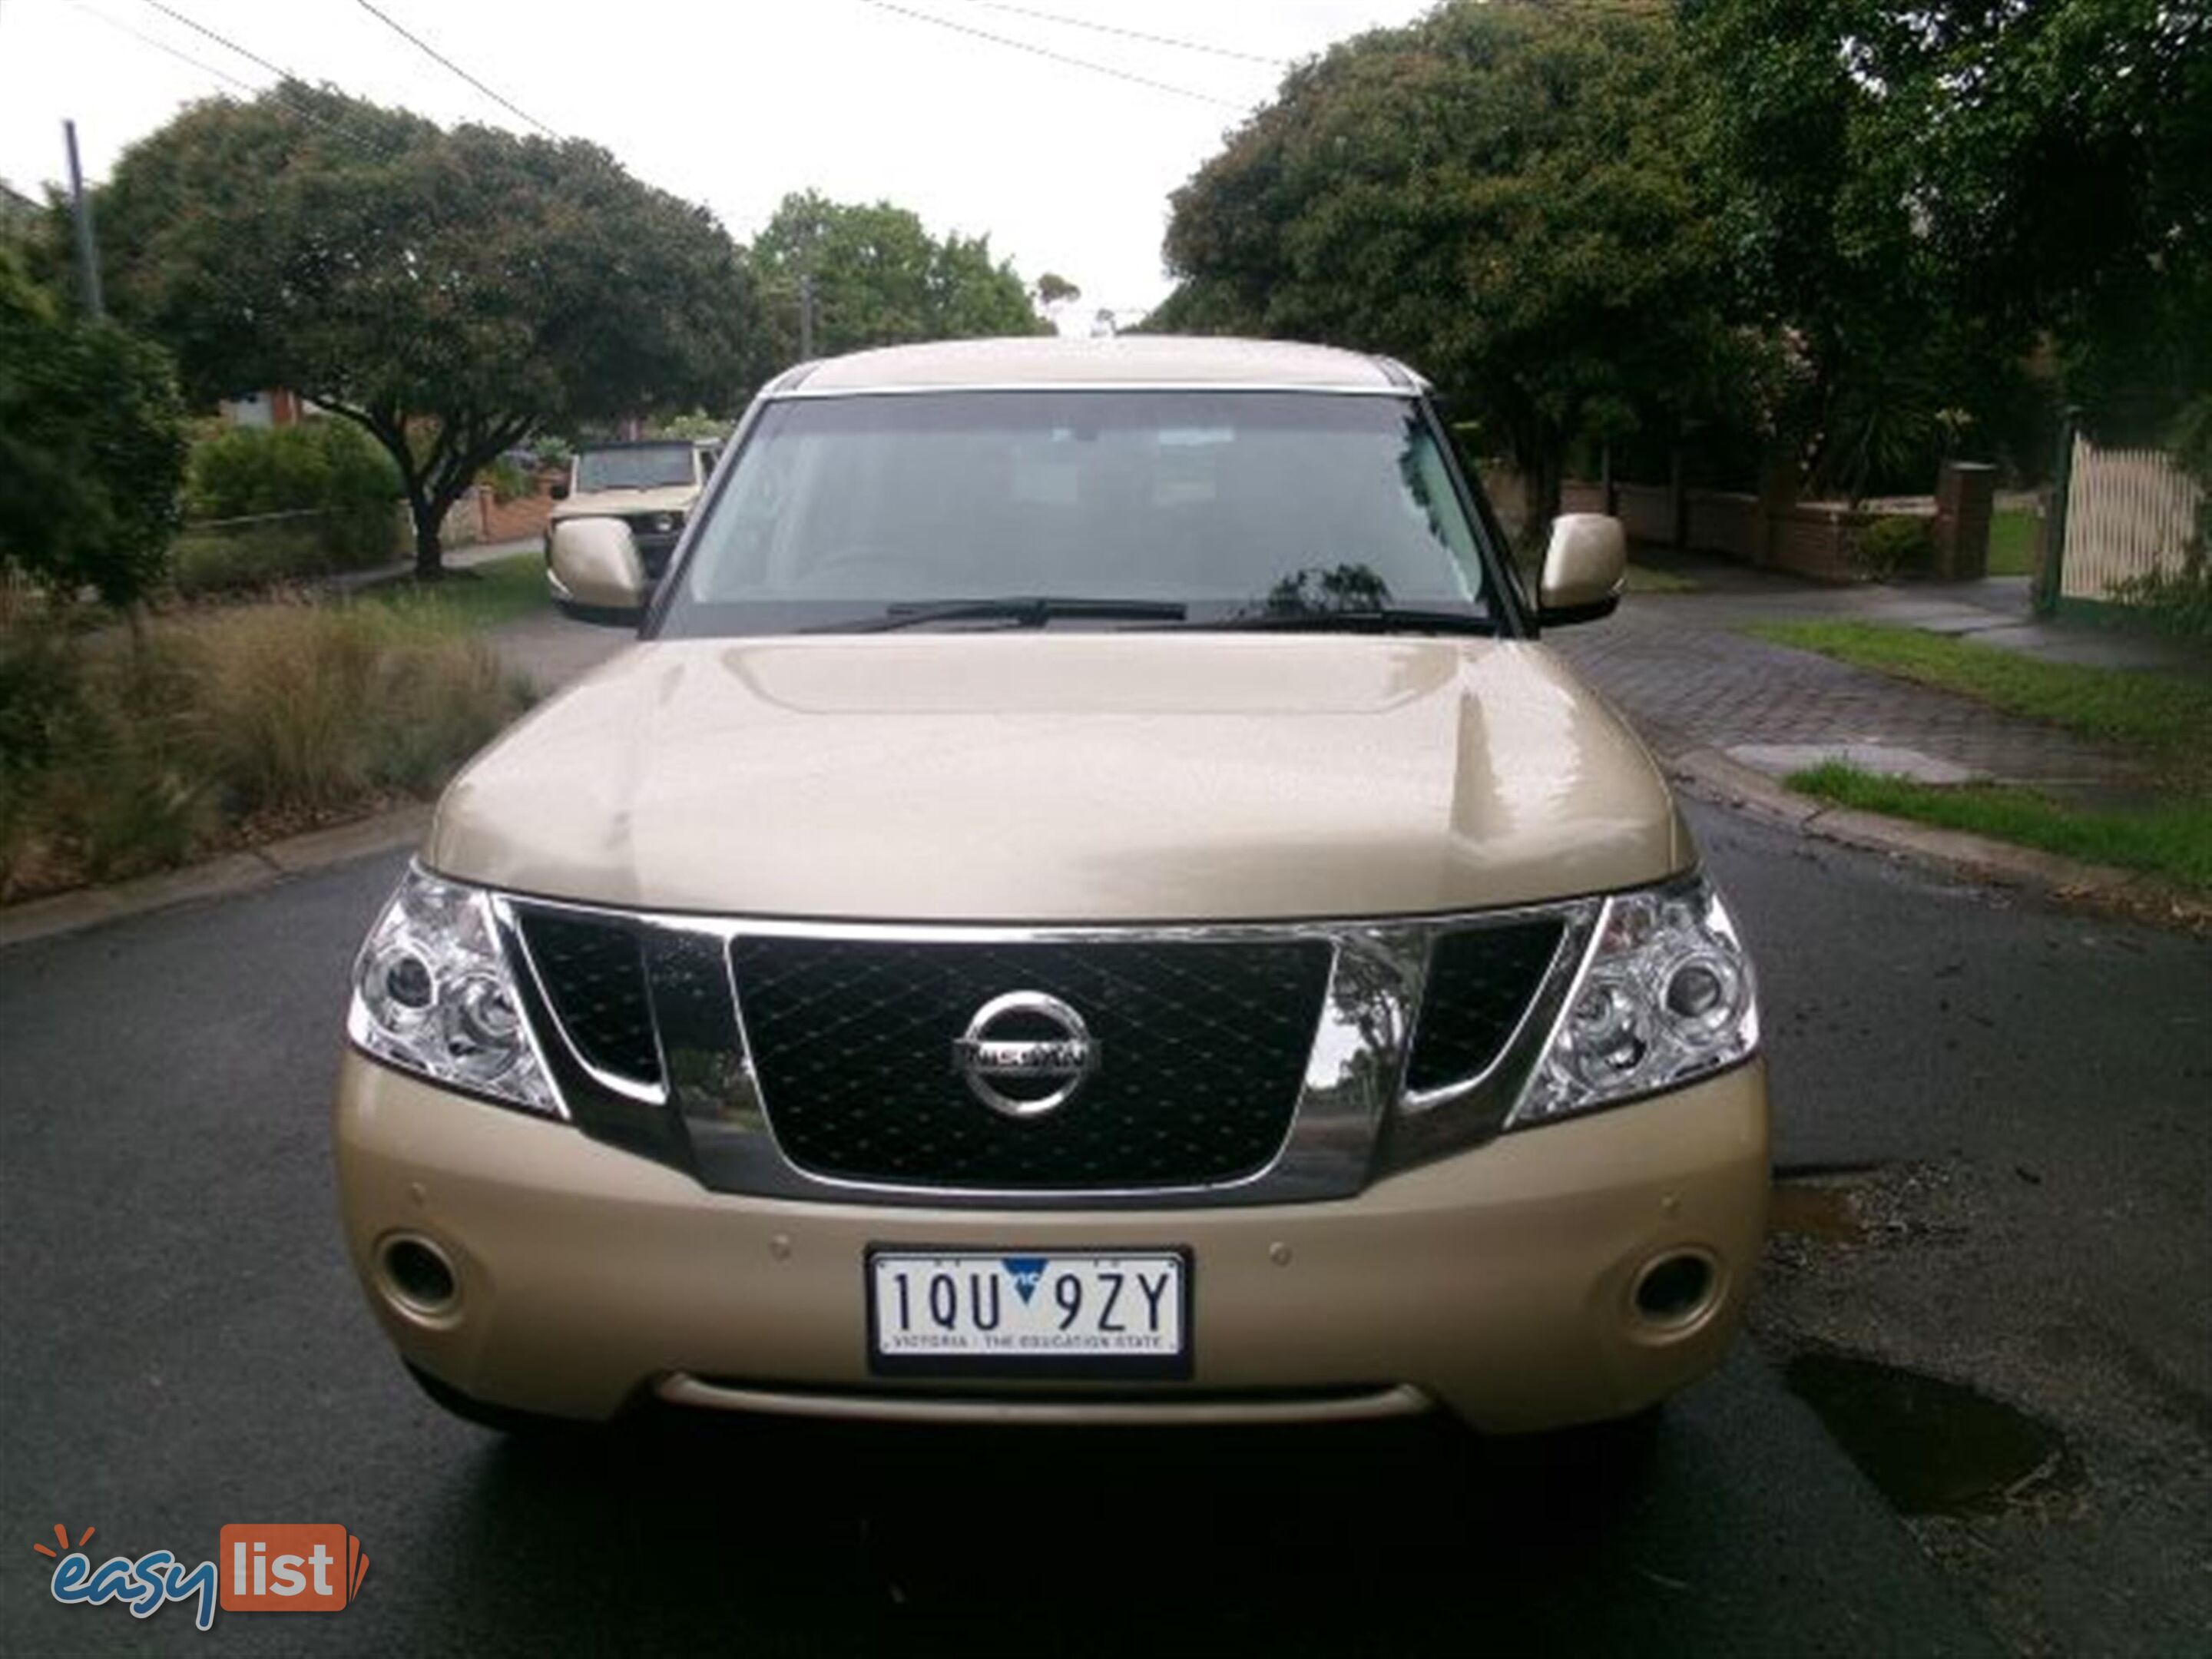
[1,599,531,902]
[1626,563,1701,594]
[362,551,548,631]
[1986,508,2040,578]
[1742,621,2212,773]
[1786,761,2212,892]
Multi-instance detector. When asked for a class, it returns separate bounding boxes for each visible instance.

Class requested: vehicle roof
[780,336,1415,395]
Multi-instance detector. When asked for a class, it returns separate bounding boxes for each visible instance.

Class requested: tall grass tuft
[0,598,530,901]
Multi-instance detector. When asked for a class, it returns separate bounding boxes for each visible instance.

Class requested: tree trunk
[408,488,445,580]
[1518,445,1564,561]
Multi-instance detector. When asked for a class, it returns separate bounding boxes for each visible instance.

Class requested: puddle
[1784,1352,2075,1517]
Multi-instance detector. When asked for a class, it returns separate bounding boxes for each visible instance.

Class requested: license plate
[867,1249,1191,1379]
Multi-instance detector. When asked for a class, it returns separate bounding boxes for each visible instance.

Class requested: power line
[857,0,1248,111]
[949,0,1287,67]
[133,0,399,155]
[347,0,560,139]
[137,0,303,87]
[68,0,258,96]
[65,0,387,156]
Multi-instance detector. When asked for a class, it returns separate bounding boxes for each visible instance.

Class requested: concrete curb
[1664,745,2212,929]
[0,804,429,952]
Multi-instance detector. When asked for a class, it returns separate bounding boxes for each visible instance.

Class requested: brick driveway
[1548,598,2147,794]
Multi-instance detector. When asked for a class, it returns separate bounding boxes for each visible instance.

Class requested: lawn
[1750,621,2212,889]
[1742,621,2212,772]
[359,551,548,632]
[1786,761,2212,892]
[1986,507,2040,578]
[1625,563,1701,594]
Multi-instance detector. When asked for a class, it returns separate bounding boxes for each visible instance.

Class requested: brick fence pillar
[1933,461,1996,580]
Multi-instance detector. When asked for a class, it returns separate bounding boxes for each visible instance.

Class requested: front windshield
[658,390,1497,636]
[575,444,695,492]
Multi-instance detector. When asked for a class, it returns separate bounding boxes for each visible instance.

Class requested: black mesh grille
[730,936,1333,1190]
[1403,920,1565,1093]
[519,913,661,1084]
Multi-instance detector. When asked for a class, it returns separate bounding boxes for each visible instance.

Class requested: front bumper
[334,1053,1769,1432]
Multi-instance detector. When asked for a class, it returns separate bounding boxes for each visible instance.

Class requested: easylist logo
[37,1519,369,1631]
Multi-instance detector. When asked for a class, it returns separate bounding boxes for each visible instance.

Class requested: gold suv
[338,337,1767,1435]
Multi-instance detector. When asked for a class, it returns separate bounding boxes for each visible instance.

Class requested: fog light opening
[1634,1252,1716,1327]
[380,1235,459,1314]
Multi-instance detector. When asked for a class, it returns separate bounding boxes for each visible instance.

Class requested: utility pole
[63,120,104,320]
[798,271,816,360]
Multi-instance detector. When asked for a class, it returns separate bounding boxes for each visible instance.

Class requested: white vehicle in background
[544,439,719,602]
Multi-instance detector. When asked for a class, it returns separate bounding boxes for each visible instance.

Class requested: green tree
[752,190,1048,363]
[1161,0,1749,542]
[94,84,764,578]
[1684,0,2210,473]
[0,252,186,608]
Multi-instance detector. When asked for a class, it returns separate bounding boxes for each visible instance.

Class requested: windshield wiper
[1144,606,1497,637]
[804,597,1189,634]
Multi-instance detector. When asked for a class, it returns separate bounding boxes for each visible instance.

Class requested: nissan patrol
[339,336,1768,1436]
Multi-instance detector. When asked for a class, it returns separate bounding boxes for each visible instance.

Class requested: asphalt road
[3,803,2205,1657]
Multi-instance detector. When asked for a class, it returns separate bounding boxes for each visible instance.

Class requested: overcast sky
[0,0,1430,322]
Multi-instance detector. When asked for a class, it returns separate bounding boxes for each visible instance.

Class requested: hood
[427,634,1688,922]
[551,483,697,519]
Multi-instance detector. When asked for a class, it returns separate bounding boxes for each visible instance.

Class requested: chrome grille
[1403,919,1565,1093]
[516,912,660,1084]
[497,896,1601,1207]
[728,935,1334,1190]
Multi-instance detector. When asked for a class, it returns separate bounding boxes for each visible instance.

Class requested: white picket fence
[2060,435,2204,602]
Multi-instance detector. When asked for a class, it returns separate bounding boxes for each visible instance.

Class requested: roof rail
[765,360,822,394]
[1371,356,1427,392]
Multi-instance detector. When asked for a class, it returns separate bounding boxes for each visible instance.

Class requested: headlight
[348,866,561,1114]
[1508,872,1757,1128]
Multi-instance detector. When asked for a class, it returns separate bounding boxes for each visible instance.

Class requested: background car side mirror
[548,517,647,624]
[1538,514,1627,627]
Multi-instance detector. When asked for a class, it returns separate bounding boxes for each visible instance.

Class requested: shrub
[479,455,532,504]
[1853,513,1935,579]
[2110,564,2212,638]
[179,419,403,587]
[0,620,214,886]
[171,518,351,596]
[0,253,187,608]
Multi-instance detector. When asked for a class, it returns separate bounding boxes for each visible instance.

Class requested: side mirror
[1538,513,1627,627]
[548,517,647,624]
[548,481,569,501]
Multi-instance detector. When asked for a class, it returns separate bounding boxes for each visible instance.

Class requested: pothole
[1784,1351,2077,1518]
[1764,1162,1974,1256]
[1767,1180,1867,1243]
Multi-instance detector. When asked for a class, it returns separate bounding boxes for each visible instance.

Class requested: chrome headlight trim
[1506,870,1759,1129]
[348,865,564,1117]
